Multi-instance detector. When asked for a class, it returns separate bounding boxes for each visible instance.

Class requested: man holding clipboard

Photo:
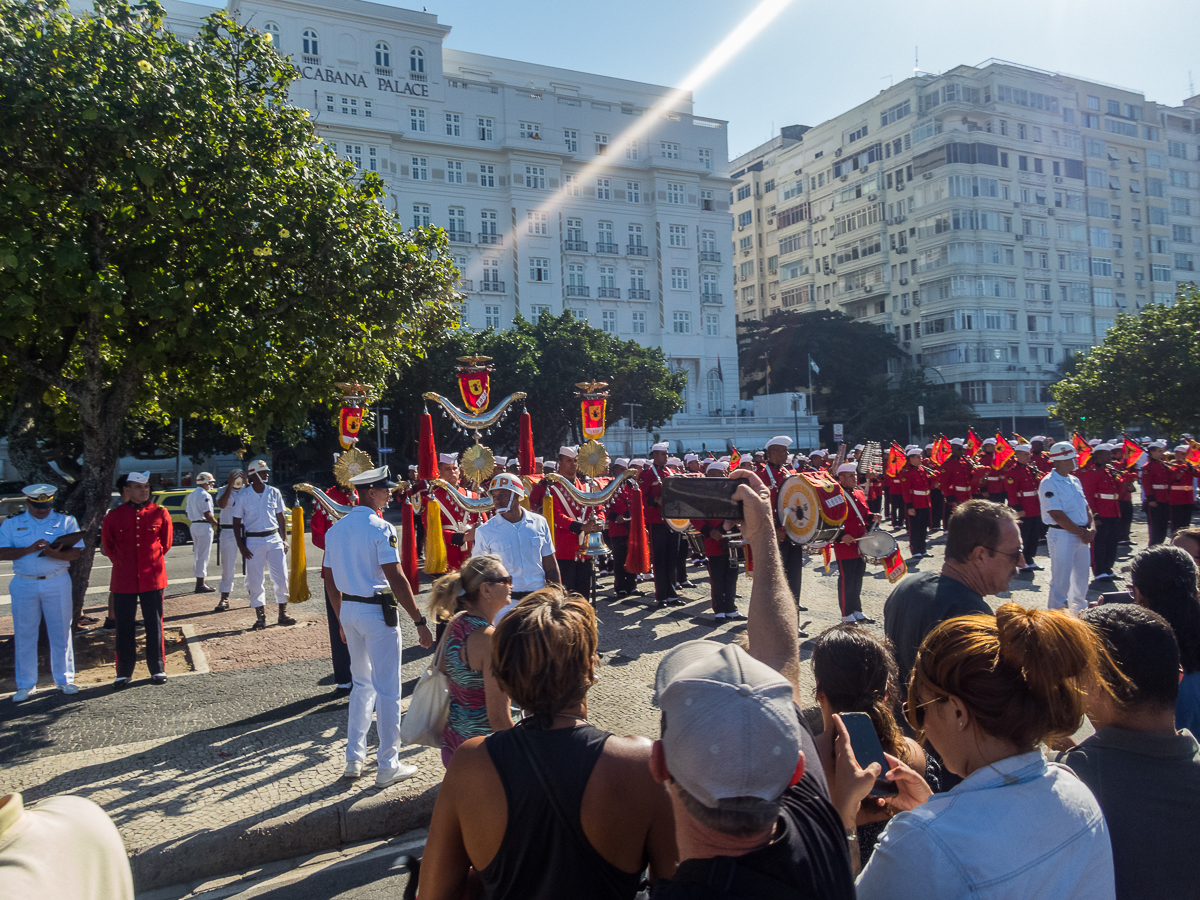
[0,484,82,702]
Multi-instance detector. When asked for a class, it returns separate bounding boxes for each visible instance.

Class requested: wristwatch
[413,616,427,627]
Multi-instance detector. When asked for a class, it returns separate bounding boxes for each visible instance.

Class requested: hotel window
[479,164,495,188]
[564,174,579,197]
[595,133,609,155]
[598,221,614,248]
[344,144,362,167]
[530,304,550,319]
[527,210,549,235]
[626,139,639,160]
[368,147,377,171]
[701,273,718,295]
[701,189,713,210]
[701,230,715,252]
[324,93,335,112]
[627,181,641,203]
[525,166,546,189]
[410,47,424,73]
[263,21,280,44]
[670,268,689,290]
[478,117,494,141]
[481,210,498,238]
[409,108,426,132]
[364,100,372,118]
[484,306,502,329]
[529,258,551,282]
[661,141,680,159]
[445,112,461,136]
[410,156,428,181]
[412,203,430,229]
[629,223,644,247]
[341,97,357,116]
[446,160,463,184]
[482,258,500,287]
[673,311,692,333]
[601,310,617,334]
[699,147,712,170]
[302,28,319,56]
[632,311,646,334]
[596,178,611,200]
[564,129,578,152]
[669,224,687,247]
[667,182,685,204]
[448,207,466,235]
[374,42,390,69]
[705,314,719,336]
[631,267,645,291]
[520,122,541,140]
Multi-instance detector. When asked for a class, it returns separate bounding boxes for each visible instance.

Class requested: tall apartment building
[731,61,1200,432]
[156,0,740,426]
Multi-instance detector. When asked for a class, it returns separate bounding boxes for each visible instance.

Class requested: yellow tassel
[424,501,447,574]
[542,491,555,546]
[288,506,310,604]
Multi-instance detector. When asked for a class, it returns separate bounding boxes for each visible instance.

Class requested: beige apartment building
[731,60,1200,432]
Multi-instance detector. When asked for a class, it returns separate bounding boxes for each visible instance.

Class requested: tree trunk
[5,373,68,488]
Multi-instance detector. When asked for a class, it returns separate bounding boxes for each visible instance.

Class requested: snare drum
[857,530,898,564]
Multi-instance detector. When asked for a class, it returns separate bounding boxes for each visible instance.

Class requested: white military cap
[438,453,458,464]
[558,445,578,459]
[684,453,699,463]
[651,441,670,453]
[613,458,630,468]
[853,444,865,451]
[905,445,922,456]
[22,484,58,503]
[1175,444,1190,453]
[1148,440,1167,449]
[836,463,858,475]
[949,438,966,447]
[765,435,793,449]
[349,466,397,490]
[493,456,508,466]
[706,460,729,473]
[543,461,558,470]
[1014,444,1032,453]
[1088,438,1102,447]
[127,471,152,483]
[1094,443,1116,452]
[668,457,684,467]
[982,437,996,447]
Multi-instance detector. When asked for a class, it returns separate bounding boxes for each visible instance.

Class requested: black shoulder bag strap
[509,725,639,898]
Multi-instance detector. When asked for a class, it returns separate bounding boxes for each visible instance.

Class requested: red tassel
[518,411,535,477]
[626,485,652,574]
[418,412,439,480]
[401,500,420,592]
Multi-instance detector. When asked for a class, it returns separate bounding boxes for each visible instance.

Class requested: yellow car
[152,488,216,546]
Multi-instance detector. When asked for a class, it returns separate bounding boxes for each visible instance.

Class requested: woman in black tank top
[418,587,676,899]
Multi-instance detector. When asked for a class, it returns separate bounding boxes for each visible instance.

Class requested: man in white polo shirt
[232,459,296,630]
[473,473,559,622]
[1040,441,1095,613]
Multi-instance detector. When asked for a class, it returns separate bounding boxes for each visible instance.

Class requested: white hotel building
[731,61,1200,434]
[151,0,768,450]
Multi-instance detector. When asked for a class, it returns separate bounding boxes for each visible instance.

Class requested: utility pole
[376,406,390,468]
[625,402,642,456]
[175,418,183,486]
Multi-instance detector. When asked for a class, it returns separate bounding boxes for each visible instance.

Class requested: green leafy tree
[1050,283,1200,435]
[0,0,458,608]
[851,368,978,445]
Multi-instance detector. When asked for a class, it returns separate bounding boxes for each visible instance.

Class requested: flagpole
[808,354,814,418]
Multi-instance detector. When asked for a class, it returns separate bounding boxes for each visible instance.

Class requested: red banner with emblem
[457,371,490,414]
[581,397,607,439]
[338,406,363,449]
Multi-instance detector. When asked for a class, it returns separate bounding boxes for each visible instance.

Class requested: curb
[129,780,441,892]
[178,623,210,675]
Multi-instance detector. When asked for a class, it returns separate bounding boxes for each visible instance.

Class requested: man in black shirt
[883,499,1019,690]
[648,470,855,899]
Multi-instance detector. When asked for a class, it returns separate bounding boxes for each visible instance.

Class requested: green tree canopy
[0,0,458,603]
[1050,283,1200,436]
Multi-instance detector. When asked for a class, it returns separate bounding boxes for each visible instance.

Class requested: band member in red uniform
[311,473,358,694]
[755,435,807,614]
[1141,440,1173,546]
[899,446,933,559]
[886,468,905,529]
[834,462,879,624]
[924,444,944,532]
[1076,443,1122,581]
[691,460,741,622]
[545,446,605,597]
[939,438,975,528]
[428,453,486,572]
[1029,436,1053,475]
[103,472,173,689]
[605,458,641,599]
[1169,443,1198,534]
[640,441,680,606]
[973,438,1006,503]
[1005,444,1045,571]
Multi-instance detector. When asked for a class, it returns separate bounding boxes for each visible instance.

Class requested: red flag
[1072,432,1092,468]
[966,429,982,457]
[418,411,439,480]
[931,436,952,466]
[993,434,1015,470]
[1188,440,1200,467]
[338,406,363,450]
[883,548,907,584]
[581,397,607,440]
[1121,437,1145,470]
[886,442,906,477]
[625,485,651,574]
[518,411,535,477]
[1011,432,1029,447]
[730,447,741,469]
[457,371,490,414]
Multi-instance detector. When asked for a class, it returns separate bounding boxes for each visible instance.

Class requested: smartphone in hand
[661,478,743,520]
[839,711,899,797]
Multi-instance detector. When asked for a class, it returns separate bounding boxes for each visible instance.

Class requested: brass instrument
[293,483,355,522]
[545,469,640,558]
[429,478,496,525]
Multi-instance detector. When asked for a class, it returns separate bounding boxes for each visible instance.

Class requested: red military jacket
[1077,464,1122,518]
[940,456,976,504]
[833,488,872,561]
[546,475,605,560]
[1005,464,1043,517]
[755,463,793,528]
[1169,462,1198,506]
[691,518,734,557]
[430,483,488,548]
[102,501,172,593]
[865,476,884,502]
[972,453,1002,495]
[1141,459,1173,504]
[1030,451,1053,475]
[606,478,634,539]
[639,464,671,525]
[312,484,357,550]
[899,464,933,510]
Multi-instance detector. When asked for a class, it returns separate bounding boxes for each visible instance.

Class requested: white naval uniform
[324,506,405,770]
[0,510,78,689]
[231,484,289,608]
[217,486,242,593]
[1039,469,1092,613]
[185,487,215,578]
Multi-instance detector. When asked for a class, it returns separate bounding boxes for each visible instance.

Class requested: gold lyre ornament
[460,444,496,487]
[577,440,610,479]
[333,447,374,489]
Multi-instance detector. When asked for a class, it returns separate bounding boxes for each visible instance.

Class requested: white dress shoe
[375,763,418,788]
[343,761,364,779]
[12,688,35,703]
[61,684,79,695]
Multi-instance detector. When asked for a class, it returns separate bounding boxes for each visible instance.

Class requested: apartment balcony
[480,281,505,293]
[564,240,588,252]
[456,279,472,292]
[566,285,591,297]
[628,288,650,300]
[699,250,721,263]
[596,242,619,255]
[478,233,503,246]
[302,54,320,65]
[598,287,621,298]
[701,293,723,304]
[626,244,648,257]
[448,231,471,244]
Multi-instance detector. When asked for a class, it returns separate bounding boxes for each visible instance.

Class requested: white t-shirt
[184,487,214,523]
[471,508,554,594]
[323,506,400,598]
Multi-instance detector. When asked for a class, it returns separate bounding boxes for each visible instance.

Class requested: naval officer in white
[1039,441,1095,613]
[0,484,81,702]
[231,459,296,629]
[324,466,433,787]
[185,472,218,594]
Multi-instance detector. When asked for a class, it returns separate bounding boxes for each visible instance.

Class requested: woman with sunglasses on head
[828,604,1119,898]
[427,554,515,767]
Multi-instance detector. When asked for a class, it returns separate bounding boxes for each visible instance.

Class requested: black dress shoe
[112,678,129,691]
[796,604,809,612]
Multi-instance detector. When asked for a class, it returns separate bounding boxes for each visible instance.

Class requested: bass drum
[665,517,696,534]
[777,475,843,548]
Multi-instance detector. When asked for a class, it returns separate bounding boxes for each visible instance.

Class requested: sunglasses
[484,575,513,586]
[903,694,946,730]
[985,545,1024,566]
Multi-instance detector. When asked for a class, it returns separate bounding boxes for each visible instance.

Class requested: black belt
[244,530,278,538]
[191,520,212,524]
[343,593,386,605]
[1048,523,1065,529]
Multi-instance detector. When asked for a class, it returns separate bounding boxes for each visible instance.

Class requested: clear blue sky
[399,0,1200,160]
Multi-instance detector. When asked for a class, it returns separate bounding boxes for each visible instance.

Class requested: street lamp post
[625,402,642,456]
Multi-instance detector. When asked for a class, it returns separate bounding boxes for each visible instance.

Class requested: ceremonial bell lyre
[428,478,496,527]
[544,469,640,558]
[293,481,410,523]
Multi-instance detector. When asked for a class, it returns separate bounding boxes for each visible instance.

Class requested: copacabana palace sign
[294,64,429,97]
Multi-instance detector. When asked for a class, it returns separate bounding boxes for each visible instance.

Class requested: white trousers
[1047,528,1091,613]
[10,573,74,690]
[245,537,288,607]
[218,528,239,593]
[340,600,404,770]
[191,523,214,578]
